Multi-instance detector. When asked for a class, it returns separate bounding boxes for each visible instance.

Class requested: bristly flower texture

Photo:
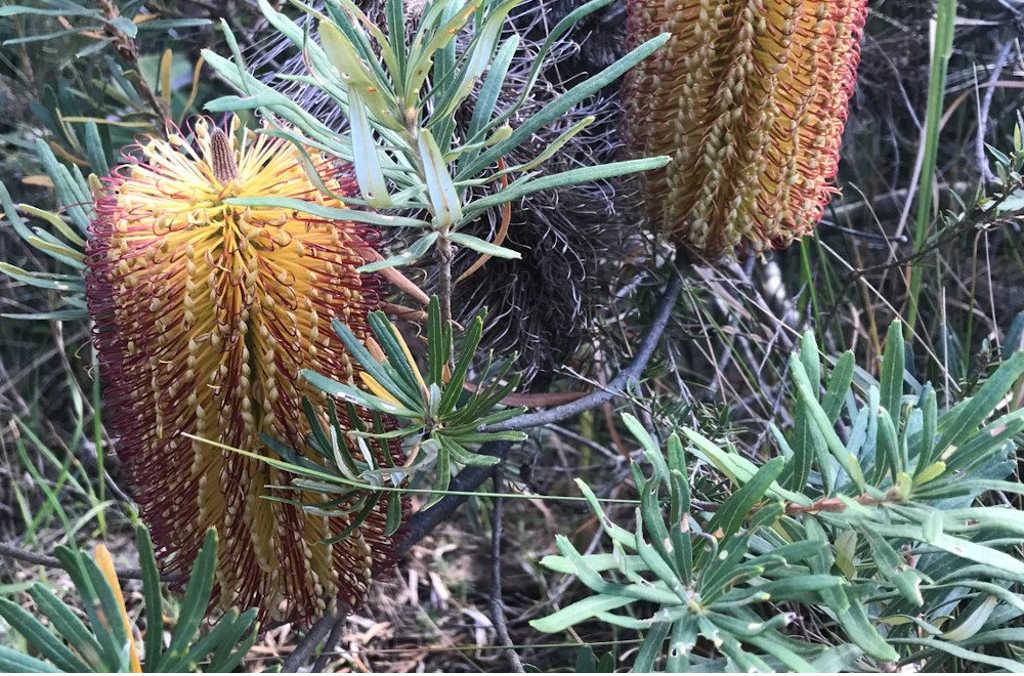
[623,0,868,257]
[86,117,402,624]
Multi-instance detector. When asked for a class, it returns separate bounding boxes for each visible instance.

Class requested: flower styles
[623,0,868,257]
[86,117,402,624]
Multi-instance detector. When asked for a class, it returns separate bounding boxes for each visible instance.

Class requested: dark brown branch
[396,440,511,554]
[0,543,183,584]
[490,467,524,672]
[398,264,686,554]
[281,609,343,672]
[311,612,349,672]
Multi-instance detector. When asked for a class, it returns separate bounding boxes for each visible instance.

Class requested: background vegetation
[1,0,1023,671]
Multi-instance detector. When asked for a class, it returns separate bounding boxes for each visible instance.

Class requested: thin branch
[281,609,343,672]
[975,39,1014,184]
[396,440,511,554]
[311,612,349,672]
[490,467,525,672]
[398,263,686,553]
[483,269,685,432]
[0,543,183,584]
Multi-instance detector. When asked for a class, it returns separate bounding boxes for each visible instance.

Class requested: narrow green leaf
[879,321,905,420]
[707,457,785,542]
[448,231,520,259]
[460,33,671,180]
[27,584,104,671]
[790,356,867,491]
[529,595,634,633]
[862,529,923,606]
[833,588,899,662]
[891,637,1024,672]
[913,384,938,475]
[418,128,462,227]
[136,526,164,672]
[0,598,90,672]
[348,91,391,207]
[463,157,669,217]
[159,529,218,670]
[935,350,1024,454]
[823,351,855,422]
[224,196,427,227]
[0,645,59,673]
[319,19,398,127]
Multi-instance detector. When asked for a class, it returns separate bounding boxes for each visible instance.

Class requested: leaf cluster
[1,1,210,53]
[0,138,93,321]
[201,0,669,270]
[533,322,1024,671]
[2,0,211,143]
[266,296,525,513]
[0,527,256,673]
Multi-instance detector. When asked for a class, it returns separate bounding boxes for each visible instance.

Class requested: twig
[281,609,343,672]
[975,39,1014,184]
[489,467,525,672]
[311,611,349,672]
[398,262,686,553]
[360,247,430,305]
[0,543,183,584]
[97,0,170,131]
[545,424,621,461]
[396,441,511,554]
[483,269,685,432]
[784,489,904,515]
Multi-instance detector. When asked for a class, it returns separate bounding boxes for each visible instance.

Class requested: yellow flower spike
[92,545,141,673]
[623,0,869,258]
[85,116,406,626]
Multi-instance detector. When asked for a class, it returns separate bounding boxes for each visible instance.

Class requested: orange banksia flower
[623,0,868,257]
[86,117,403,623]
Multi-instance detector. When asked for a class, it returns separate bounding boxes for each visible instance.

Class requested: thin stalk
[0,543,182,583]
[905,0,957,338]
[490,468,525,672]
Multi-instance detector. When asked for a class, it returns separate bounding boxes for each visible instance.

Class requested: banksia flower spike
[86,117,403,624]
[623,0,868,257]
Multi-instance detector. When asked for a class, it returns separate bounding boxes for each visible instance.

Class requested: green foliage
[261,296,525,515]
[0,139,92,321]
[201,0,670,269]
[903,0,958,335]
[8,381,113,542]
[0,2,210,53]
[0,527,256,673]
[1,1,213,158]
[533,321,1024,671]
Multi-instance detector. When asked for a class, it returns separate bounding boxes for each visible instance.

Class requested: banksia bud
[86,117,402,624]
[623,0,867,257]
